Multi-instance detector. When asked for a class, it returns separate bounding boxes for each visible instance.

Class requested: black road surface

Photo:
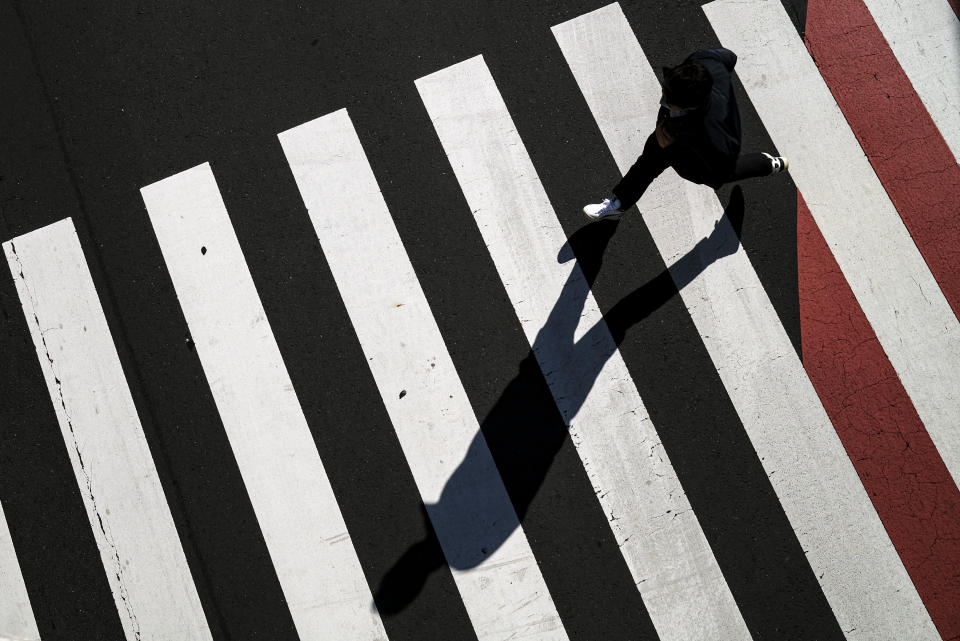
[0,1,848,640]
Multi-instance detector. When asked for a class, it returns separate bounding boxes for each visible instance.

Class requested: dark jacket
[660,48,742,188]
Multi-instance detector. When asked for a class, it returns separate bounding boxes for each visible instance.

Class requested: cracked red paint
[805,0,960,320]
[802,6,960,631]
[798,194,960,638]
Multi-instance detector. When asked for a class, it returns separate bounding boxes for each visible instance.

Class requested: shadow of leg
[373,217,622,616]
[726,185,745,239]
[559,219,620,288]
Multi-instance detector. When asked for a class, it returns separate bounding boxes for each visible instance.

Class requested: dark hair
[662,61,713,109]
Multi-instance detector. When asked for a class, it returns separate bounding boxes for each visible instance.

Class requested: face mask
[660,98,689,118]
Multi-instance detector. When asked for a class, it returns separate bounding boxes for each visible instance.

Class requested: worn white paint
[279,109,568,641]
[140,165,387,641]
[698,1,945,638]
[3,218,212,641]
[705,0,960,501]
[863,0,960,163]
[417,55,753,641]
[0,501,39,641]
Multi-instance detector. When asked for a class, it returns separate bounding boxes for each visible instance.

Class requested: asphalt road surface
[2,0,959,640]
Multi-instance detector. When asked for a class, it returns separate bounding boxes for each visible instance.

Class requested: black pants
[612,133,772,210]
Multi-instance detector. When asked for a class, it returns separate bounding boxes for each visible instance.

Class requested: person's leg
[611,132,670,209]
[731,152,788,181]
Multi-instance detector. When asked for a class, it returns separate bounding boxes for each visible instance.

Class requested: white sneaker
[582,197,622,220]
[762,152,789,173]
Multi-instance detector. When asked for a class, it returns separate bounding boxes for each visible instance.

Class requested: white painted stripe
[705,0,960,500]
[140,165,387,641]
[279,109,568,641]
[416,55,753,641]
[556,4,940,640]
[3,218,212,641]
[0,501,39,641]
[863,0,960,163]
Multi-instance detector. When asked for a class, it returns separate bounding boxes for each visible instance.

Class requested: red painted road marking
[804,1,960,635]
[806,0,960,321]
[797,192,960,639]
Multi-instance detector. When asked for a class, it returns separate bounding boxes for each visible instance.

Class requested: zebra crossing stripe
[279,108,568,641]
[416,54,753,641]
[795,193,960,639]
[805,0,960,322]
[862,0,960,163]
[802,1,960,635]
[704,0,960,491]
[140,165,388,641]
[0,501,39,641]
[555,4,940,640]
[2,218,213,641]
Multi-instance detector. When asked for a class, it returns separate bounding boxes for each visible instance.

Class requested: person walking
[583,47,788,220]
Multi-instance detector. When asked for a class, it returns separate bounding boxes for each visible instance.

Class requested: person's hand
[655,121,674,148]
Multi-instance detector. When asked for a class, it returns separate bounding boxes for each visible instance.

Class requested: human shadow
[373,186,745,614]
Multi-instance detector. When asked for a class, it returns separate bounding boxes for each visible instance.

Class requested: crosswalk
[0,502,37,641]
[800,0,960,636]
[417,53,750,641]
[280,110,566,640]
[561,4,939,639]
[861,0,960,163]
[4,219,214,641]
[705,0,960,493]
[2,1,958,640]
[141,164,391,640]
